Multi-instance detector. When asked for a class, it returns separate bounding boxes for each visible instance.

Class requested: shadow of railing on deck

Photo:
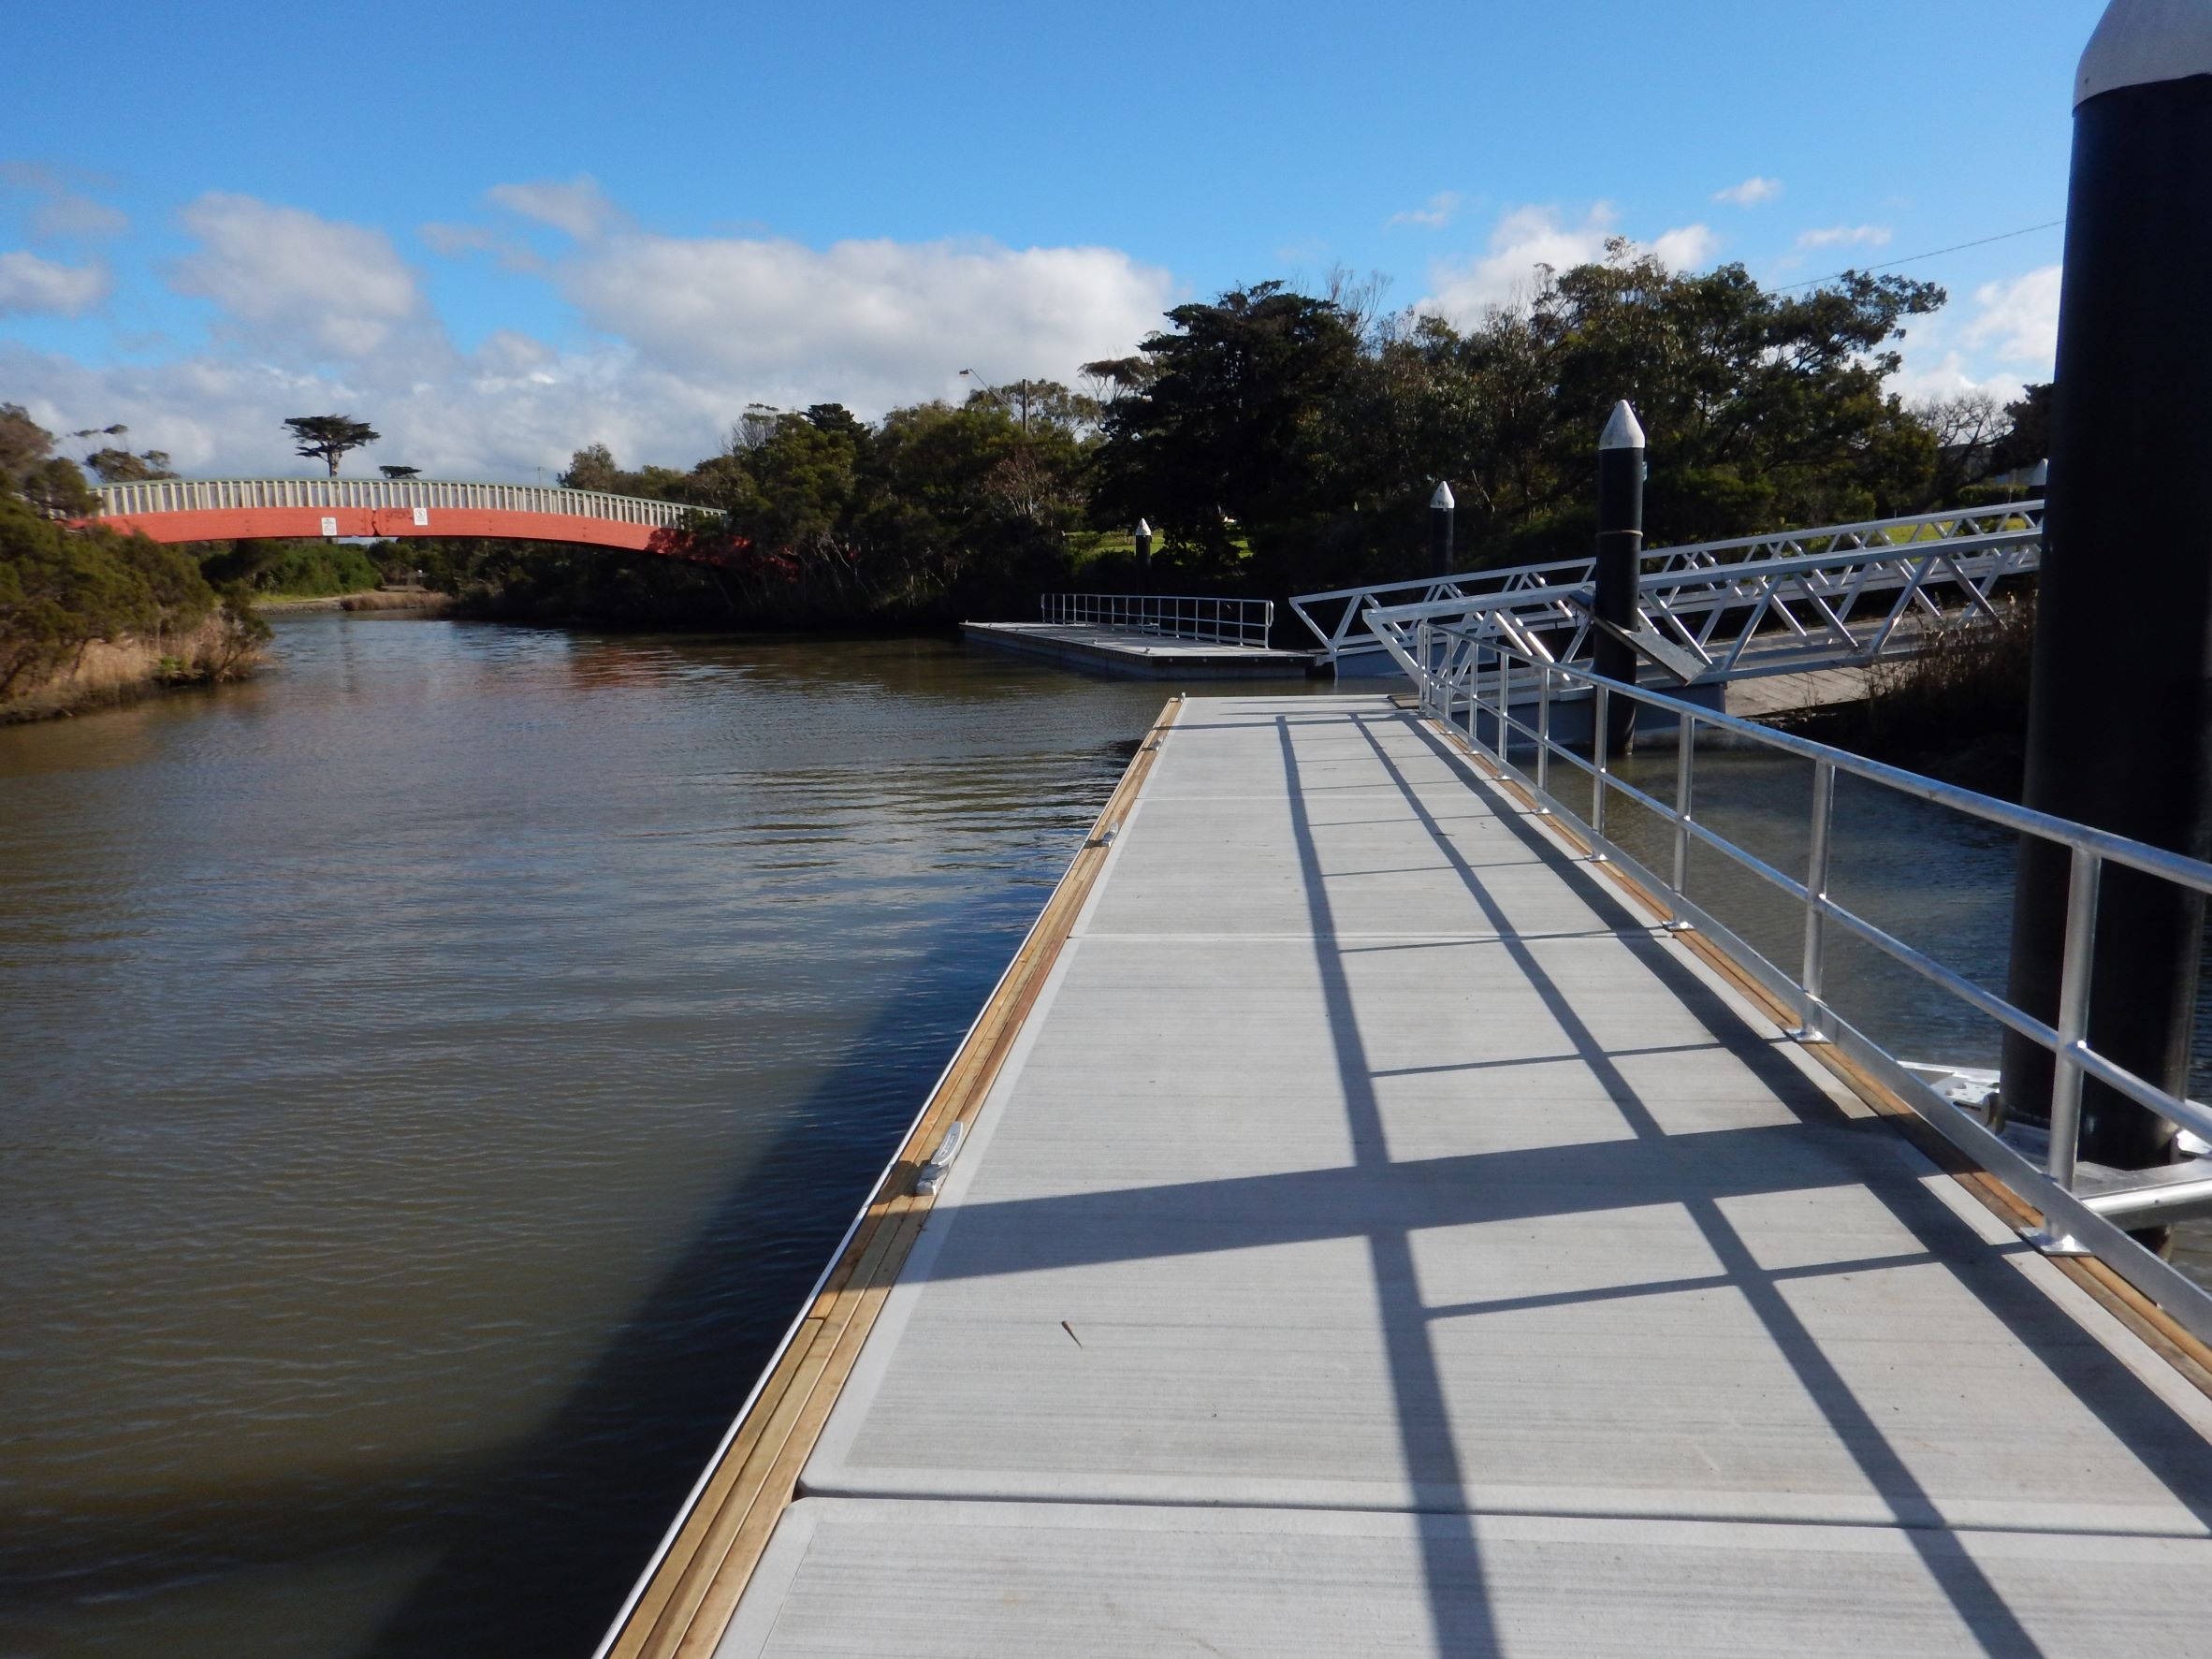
[883,705,2212,1658]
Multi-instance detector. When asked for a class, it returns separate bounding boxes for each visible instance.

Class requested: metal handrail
[1409,617,2212,1346]
[93,476,698,529]
[1040,592,1274,648]
[1289,502,2045,666]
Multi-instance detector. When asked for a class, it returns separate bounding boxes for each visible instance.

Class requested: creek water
[0,617,1302,1657]
[2,619,2205,1656]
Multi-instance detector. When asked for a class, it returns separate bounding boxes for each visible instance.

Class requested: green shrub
[0,491,221,698]
[248,540,385,597]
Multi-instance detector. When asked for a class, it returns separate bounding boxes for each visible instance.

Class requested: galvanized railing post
[1672,713,1695,925]
[1797,761,1837,1039]
[1470,640,1483,754]
[1592,685,1610,844]
[1535,664,1551,805]
[1492,642,1510,765]
[2047,848,2103,1197]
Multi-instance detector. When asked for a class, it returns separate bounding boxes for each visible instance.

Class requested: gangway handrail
[1040,591,1273,648]
[1290,501,2045,666]
[92,475,702,530]
[1358,528,2042,688]
[1410,617,2212,1347]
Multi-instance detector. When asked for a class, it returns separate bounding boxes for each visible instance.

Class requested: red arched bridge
[89,476,701,551]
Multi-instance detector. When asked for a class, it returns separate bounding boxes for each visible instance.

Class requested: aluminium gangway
[1291,502,2045,688]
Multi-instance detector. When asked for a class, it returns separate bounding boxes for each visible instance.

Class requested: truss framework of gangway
[1289,502,2045,685]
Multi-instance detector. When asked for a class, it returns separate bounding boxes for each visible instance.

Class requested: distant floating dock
[603,692,2212,1659]
[963,593,1320,677]
[962,620,1317,677]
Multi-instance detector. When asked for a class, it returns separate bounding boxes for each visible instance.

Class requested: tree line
[5,244,2055,641]
[416,245,2049,629]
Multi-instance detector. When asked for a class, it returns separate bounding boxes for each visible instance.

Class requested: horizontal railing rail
[1407,616,2212,1347]
[1288,501,2045,668]
[1040,592,1274,648]
[93,476,700,529]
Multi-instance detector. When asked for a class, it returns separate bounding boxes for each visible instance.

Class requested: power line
[1778,219,2066,291]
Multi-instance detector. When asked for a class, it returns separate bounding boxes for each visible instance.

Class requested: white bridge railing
[94,476,698,530]
[1411,621,2212,1349]
[1041,592,1274,648]
[1291,502,2045,677]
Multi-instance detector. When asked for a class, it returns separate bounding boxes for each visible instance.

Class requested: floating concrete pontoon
[605,694,2212,1659]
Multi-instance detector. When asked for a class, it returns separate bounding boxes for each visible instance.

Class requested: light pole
[959,369,1032,434]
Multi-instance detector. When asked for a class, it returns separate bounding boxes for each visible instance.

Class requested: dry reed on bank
[1863,592,2037,751]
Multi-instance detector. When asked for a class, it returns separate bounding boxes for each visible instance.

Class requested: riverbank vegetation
[198,537,386,600]
[1781,594,2038,796]
[0,408,267,720]
[401,246,2047,633]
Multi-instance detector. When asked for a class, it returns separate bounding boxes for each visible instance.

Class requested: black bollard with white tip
[2003,0,2212,1197]
[1592,400,1646,753]
[1134,517,1152,595]
[1429,482,1455,579]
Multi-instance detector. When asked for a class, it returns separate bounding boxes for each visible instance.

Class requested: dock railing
[1040,592,1274,648]
[1413,615,2212,1346]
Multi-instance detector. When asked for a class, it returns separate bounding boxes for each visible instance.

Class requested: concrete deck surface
[720,695,2212,1656]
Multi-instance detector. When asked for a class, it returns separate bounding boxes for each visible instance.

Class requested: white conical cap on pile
[1599,400,1646,451]
[2077,0,2212,106]
[1430,481,1455,510]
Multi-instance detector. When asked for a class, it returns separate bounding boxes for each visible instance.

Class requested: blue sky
[0,0,2102,478]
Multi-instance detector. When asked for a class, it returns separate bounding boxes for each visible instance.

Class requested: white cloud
[170,193,430,359]
[0,334,700,482]
[1420,204,1718,321]
[33,194,129,241]
[1797,224,1893,250]
[0,249,109,315]
[1650,224,1722,272]
[554,232,1174,415]
[1963,265,2061,364]
[487,175,625,240]
[1884,263,2060,402]
[1388,192,1463,230]
[1,160,129,242]
[419,221,500,257]
[4,201,1175,479]
[1714,177,1783,208]
[473,328,557,376]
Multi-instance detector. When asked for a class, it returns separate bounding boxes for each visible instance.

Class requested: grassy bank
[258,589,456,614]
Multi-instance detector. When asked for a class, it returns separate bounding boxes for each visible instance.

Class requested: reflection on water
[1602,742,2212,1283]
[0,618,1317,1657]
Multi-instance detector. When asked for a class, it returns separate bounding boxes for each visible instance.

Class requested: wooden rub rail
[596,696,1185,1659]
